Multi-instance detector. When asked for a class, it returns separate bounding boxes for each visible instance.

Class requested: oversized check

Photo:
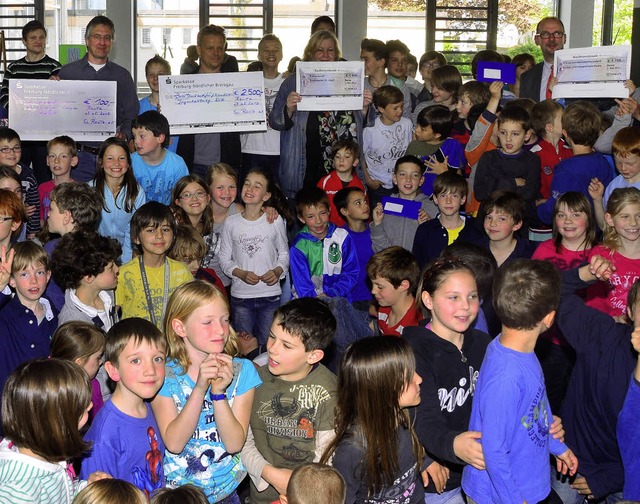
[159,72,266,134]
[8,79,116,141]
[296,61,364,111]
[552,45,630,99]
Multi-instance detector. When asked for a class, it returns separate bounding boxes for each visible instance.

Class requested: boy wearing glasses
[38,136,78,229]
[520,17,566,102]
[0,127,40,238]
[131,110,188,205]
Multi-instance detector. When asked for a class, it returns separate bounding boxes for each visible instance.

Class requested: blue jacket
[557,268,636,499]
[289,223,359,302]
[269,74,365,198]
[412,215,484,269]
[537,153,613,225]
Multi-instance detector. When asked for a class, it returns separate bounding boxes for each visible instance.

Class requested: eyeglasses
[422,62,441,70]
[0,146,21,154]
[537,31,565,39]
[180,191,208,200]
[0,216,13,223]
[89,34,113,42]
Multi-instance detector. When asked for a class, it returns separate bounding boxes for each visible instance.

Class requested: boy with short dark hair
[44,182,102,311]
[334,187,372,309]
[452,80,492,145]
[530,99,572,202]
[0,128,40,238]
[362,85,413,198]
[537,100,614,225]
[366,245,421,336]
[406,105,465,197]
[131,111,189,205]
[289,187,359,301]
[474,106,541,216]
[0,241,57,407]
[481,190,535,267]
[370,155,436,252]
[115,201,192,327]
[412,172,483,268]
[80,317,167,495]
[360,38,412,125]
[317,139,366,226]
[241,298,338,504]
[385,39,422,100]
[462,259,579,504]
[38,135,78,227]
[50,230,121,330]
[139,55,179,153]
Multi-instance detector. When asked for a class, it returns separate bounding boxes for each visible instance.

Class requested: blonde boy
[0,241,57,407]
[39,135,78,227]
[80,318,167,493]
[366,246,421,336]
[591,126,640,229]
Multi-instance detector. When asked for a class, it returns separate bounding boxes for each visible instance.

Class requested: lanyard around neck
[138,256,169,326]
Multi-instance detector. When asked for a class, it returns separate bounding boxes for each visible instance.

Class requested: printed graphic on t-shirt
[132,425,164,495]
[256,384,331,462]
[519,385,550,448]
[438,365,479,412]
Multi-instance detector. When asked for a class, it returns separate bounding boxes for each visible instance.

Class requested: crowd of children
[2,13,640,504]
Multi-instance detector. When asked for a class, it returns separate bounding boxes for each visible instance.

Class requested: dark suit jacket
[519,62,544,102]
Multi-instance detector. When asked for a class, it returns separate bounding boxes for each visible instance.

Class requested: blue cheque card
[477,61,516,85]
[381,196,421,219]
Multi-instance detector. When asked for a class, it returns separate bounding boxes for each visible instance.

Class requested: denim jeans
[425,486,466,504]
[551,469,624,504]
[231,295,280,346]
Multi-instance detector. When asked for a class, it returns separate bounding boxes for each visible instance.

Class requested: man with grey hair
[58,15,138,181]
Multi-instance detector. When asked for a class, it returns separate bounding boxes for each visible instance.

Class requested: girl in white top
[0,359,108,503]
[218,168,291,345]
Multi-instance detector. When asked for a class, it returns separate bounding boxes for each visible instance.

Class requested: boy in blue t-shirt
[131,110,188,205]
[80,318,167,496]
[462,259,578,504]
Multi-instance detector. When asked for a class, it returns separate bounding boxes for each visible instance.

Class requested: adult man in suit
[520,17,566,102]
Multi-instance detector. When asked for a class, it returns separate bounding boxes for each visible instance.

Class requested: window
[183,27,193,47]
[141,27,151,46]
[162,27,172,45]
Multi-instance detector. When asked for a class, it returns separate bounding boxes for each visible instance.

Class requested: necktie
[545,64,554,100]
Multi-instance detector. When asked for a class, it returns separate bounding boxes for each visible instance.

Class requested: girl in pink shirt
[586,187,640,320]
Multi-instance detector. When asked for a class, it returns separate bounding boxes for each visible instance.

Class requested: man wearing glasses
[520,17,566,103]
[58,16,139,182]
